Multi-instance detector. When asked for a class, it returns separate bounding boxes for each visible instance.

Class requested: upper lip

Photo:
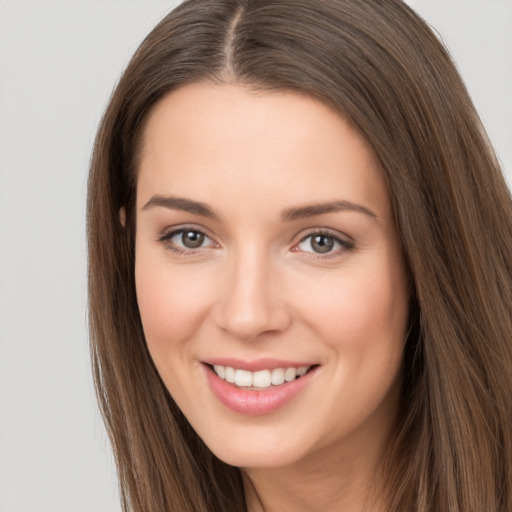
[202,358,317,372]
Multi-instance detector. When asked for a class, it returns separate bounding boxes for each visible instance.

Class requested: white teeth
[253,370,272,388]
[213,365,225,379]
[297,366,308,377]
[235,369,253,387]
[225,366,236,383]
[284,367,297,382]
[212,364,311,389]
[271,368,285,385]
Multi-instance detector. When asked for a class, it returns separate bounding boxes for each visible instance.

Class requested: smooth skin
[134,83,410,512]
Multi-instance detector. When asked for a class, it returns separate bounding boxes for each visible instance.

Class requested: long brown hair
[87,1,512,510]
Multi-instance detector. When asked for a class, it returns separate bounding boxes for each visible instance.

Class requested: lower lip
[204,365,318,416]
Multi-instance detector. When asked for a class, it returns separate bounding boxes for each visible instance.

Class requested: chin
[213,445,301,469]
[199,424,315,469]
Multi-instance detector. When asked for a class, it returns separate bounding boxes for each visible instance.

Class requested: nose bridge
[216,243,289,340]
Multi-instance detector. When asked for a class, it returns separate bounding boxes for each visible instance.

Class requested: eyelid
[157,224,218,254]
[292,227,355,256]
[156,224,354,258]
[295,226,353,243]
[158,222,214,240]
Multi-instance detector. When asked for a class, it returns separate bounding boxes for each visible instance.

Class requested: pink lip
[203,363,319,416]
[203,357,316,372]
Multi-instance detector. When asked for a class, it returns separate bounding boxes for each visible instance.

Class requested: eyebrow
[142,195,217,218]
[281,200,377,222]
[142,195,377,221]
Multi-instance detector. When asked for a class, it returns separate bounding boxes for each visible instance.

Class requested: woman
[87,0,512,510]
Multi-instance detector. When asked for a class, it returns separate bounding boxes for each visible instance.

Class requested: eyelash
[157,227,355,258]
[157,227,217,256]
[295,228,355,258]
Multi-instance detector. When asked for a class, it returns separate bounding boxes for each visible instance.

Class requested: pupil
[312,235,334,253]
[183,231,204,248]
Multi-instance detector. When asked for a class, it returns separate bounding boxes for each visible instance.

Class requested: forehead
[136,82,390,219]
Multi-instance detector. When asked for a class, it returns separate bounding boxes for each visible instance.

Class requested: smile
[212,365,310,390]
[204,362,319,415]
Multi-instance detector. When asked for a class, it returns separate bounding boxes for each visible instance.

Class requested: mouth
[202,361,320,415]
[206,363,317,390]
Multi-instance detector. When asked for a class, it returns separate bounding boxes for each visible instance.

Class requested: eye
[295,231,353,255]
[158,228,216,253]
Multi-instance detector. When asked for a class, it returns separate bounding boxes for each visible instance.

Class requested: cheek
[299,266,407,346]
[296,260,408,431]
[293,254,409,414]
[134,249,216,356]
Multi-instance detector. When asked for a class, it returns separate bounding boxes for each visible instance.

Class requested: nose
[214,249,292,341]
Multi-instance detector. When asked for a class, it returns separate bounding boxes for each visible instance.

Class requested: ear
[119,207,126,228]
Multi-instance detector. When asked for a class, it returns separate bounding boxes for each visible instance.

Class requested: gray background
[0,1,510,511]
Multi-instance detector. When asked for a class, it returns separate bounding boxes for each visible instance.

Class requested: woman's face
[134,83,409,469]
